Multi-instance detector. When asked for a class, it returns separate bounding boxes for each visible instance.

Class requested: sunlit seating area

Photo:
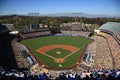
[98,32,120,69]
[21,31,51,39]
[61,30,91,37]
[88,36,113,69]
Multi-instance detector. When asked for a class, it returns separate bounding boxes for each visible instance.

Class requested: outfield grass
[21,36,92,69]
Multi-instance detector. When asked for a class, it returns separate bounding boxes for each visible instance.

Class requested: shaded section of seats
[0,33,18,69]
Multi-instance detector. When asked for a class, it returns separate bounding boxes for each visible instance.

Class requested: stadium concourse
[0,22,120,80]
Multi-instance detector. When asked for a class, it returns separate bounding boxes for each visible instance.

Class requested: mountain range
[0,12,119,18]
[43,12,119,18]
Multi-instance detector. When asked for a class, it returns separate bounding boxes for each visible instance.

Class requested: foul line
[63,49,80,59]
[40,52,56,60]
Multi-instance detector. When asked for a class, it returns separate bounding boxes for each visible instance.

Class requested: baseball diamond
[21,36,92,69]
[36,44,80,63]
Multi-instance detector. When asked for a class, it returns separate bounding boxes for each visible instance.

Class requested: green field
[21,36,92,69]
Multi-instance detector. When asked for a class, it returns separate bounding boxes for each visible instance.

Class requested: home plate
[59,64,63,67]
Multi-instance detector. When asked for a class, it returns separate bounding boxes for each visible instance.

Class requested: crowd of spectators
[12,39,35,69]
[99,32,120,69]
[21,31,51,39]
[0,67,120,80]
[88,36,113,69]
[61,30,91,37]
[114,32,120,40]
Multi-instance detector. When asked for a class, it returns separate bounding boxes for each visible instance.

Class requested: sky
[0,0,120,17]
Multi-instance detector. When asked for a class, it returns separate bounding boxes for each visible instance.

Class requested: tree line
[0,15,120,30]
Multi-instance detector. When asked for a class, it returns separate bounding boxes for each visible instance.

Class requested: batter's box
[55,58,65,63]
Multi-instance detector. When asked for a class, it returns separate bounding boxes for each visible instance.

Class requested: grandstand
[12,40,36,68]
[0,24,37,70]
[61,30,91,37]
[99,22,120,43]
[93,22,120,69]
[60,22,98,31]
[20,31,51,39]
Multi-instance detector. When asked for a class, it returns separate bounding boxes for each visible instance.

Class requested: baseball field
[21,36,92,69]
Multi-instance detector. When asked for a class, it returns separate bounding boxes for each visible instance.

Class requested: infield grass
[46,48,71,58]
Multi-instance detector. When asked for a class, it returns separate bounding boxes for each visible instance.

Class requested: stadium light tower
[28,12,39,30]
[28,13,32,30]
[72,12,80,23]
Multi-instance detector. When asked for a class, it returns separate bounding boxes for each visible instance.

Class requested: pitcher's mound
[56,51,61,54]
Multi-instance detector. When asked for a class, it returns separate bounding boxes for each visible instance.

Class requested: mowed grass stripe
[21,36,91,69]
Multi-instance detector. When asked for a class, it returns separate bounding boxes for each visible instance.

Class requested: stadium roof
[99,22,120,32]
[0,24,11,34]
[99,22,120,43]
